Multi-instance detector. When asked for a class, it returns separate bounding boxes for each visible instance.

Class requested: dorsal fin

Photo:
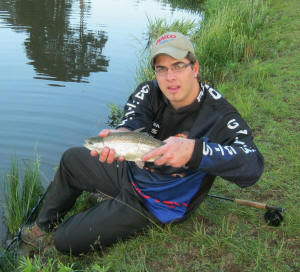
[133,127,146,133]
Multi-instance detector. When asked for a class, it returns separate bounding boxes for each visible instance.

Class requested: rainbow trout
[84,131,163,162]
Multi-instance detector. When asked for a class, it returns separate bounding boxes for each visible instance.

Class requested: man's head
[150,32,200,109]
[150,32,195,68]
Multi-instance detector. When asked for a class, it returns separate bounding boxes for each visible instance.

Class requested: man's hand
[90,128,129,164]
[142,137,195,168]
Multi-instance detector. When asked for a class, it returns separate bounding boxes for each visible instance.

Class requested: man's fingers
[106,149,116,164]
[99,147,110,162]
[117,156,125,162]
[90,150,98,157]
[153,152,173,166]
[98,129,111,138]
[142,146,165,162]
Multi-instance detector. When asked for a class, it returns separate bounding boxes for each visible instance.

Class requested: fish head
[84,136,105,152]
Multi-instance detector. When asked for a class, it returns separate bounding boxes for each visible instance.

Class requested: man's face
[154,54,200,109]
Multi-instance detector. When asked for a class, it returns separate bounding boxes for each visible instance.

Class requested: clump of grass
[105,104,124,128]
[145,17,197,44]
[0,246,17,272]
[3,156,44,234]
[194,0,268,83]
[17,254,111,271]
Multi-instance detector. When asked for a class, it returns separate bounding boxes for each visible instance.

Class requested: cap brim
[151,47,188,64]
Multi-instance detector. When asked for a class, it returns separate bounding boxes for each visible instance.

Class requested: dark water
[0,0,199,244]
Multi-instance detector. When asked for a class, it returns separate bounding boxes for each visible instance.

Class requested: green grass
[1,155,44,271]
[194,0,268,84]
[5,0,300,271]
[3,156,44,234]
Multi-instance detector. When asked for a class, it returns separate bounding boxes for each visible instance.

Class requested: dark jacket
[117,80,264,222]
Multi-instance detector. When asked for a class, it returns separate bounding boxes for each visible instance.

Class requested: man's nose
[166,68,176,80]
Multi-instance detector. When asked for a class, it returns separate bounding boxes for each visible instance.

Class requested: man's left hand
[142,137,195,168]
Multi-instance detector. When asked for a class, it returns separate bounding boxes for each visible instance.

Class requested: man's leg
[37,146,128,230]
[34,147,156,254]
[53,189,154,255]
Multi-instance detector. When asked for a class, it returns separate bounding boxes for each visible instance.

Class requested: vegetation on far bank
[1,0,299,271]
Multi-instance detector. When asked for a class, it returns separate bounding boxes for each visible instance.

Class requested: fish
[84,131,163,162]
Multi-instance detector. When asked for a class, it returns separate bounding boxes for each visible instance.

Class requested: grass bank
[2,0,299,271]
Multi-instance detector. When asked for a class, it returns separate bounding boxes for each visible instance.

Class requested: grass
[0,155,44,271]
[3,156,43,234]
[194,0,269,84]
[2,0,300,271]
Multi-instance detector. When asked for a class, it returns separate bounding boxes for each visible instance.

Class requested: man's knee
[53,227,87,255]
[61,147,84,166]
[53,229,69,254]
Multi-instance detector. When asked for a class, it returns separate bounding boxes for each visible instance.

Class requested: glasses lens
[155,67,167,76]
[155,62,192,76]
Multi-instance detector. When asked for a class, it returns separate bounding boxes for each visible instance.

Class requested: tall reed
[194,0,268,83]
[3,156,43,234]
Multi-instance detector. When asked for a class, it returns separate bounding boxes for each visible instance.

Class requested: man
[21,32,264,255]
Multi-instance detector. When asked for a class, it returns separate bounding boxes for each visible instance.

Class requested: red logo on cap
[156,34,177,45]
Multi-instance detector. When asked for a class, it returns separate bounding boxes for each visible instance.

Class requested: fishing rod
[207,194,284,227]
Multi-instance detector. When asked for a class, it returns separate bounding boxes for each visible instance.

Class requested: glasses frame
[154,62,193,77]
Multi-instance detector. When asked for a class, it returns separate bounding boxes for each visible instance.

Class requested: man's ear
[193,61,199,76]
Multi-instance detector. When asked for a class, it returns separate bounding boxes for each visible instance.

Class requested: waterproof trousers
[36,147,157,255]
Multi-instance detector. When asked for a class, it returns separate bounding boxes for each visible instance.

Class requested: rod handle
[234,199,266,209]
[234,199,284,212]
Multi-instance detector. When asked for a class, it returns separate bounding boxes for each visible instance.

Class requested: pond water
[0,0,200,244]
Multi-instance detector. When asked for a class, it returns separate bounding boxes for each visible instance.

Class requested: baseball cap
[150,32,195,66]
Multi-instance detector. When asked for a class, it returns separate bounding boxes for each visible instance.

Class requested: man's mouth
[167,86,180,93]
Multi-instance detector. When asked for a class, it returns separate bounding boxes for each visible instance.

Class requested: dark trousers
[37,147,157,255]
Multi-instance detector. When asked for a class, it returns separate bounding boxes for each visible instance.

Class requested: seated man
[21,32,264,255]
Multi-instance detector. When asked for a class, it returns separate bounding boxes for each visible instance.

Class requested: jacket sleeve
[116,81,154,131]
[190,112,264,187]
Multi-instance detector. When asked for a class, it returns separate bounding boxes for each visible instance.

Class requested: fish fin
[135,161,145,169]
[133,127,146,133]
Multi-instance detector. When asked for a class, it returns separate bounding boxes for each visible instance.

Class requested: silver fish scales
[84,132,163,162]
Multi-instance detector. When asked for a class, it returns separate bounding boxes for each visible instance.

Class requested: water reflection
[161,0,204,13]
[0,0,109,83]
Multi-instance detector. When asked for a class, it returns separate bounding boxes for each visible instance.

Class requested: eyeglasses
[154,62,193,77]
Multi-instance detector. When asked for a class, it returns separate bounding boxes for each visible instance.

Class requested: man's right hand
[90,128,129,164]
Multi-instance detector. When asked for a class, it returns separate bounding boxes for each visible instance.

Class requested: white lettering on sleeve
[214,144,225,156]
[134,85,150,100]
[125,111,135,117]
[126,103,136,110]
[224,146,237,155]
[234,137,245,145]
[208,87,222,100]
[203,142,213,156]
[237,129,248,135]
[227,119,240,129]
